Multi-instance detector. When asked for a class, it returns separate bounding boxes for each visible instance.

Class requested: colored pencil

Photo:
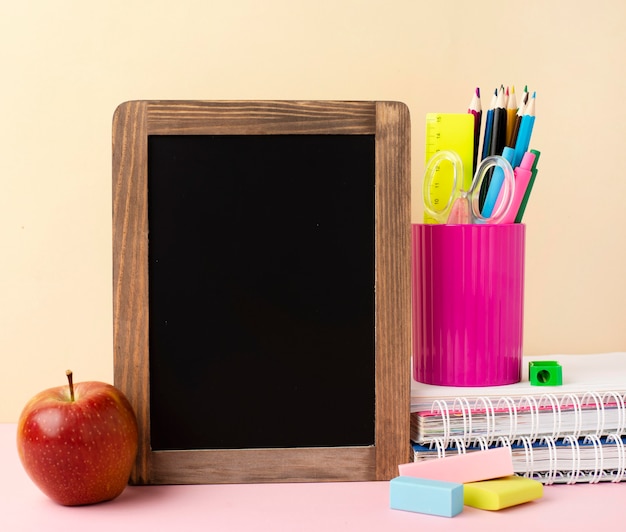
[467,87,482,177]
[512,91,536,167]
[508,90,528,149]
[480,86,507,210]
[489,85,507,156]
[480,88,497,162]
[505,86,517,146]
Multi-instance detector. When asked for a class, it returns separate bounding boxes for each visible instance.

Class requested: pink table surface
[2,423,624,531]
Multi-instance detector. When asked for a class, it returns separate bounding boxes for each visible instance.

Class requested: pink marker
[501,151,536,224]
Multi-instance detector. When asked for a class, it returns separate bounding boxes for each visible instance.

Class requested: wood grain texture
[373,101,412,478]
[146,100,377,135]
[112,100,410,484]
[112,101,152,484]
[151,447,376,484]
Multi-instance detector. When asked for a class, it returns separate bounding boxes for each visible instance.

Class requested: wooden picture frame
[112,100,411,484]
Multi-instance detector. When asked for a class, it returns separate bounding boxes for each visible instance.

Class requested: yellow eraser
[463,476,543,511]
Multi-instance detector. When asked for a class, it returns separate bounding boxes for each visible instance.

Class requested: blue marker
[481,146,515,218]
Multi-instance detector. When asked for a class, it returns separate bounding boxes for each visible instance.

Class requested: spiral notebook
[411,434,626,485]
[411,353,626,445]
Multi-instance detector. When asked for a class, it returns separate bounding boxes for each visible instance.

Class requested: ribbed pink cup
[412,224,525,387]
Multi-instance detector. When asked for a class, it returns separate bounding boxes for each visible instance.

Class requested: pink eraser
[398,447,514,484]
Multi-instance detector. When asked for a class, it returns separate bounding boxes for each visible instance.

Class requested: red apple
[16,370,138,506]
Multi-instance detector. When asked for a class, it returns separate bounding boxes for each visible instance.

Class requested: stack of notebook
[410,353,626,485]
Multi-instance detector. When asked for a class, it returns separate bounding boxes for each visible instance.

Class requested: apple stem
[66,370,75,402]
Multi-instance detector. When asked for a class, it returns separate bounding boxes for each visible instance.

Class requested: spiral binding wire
[560,394,582,440]
[517,436,534,477]
[473,436,489,450]
[419,392,626,445]
[563,435,581,484]
[474,397,496,446]
[582,392,605,437]
[585,435,604,483]
[453,396,473,443]
[431,400,451,448]
[518,395,540,442]
[496,396,518,441]
[606,433,626,482]
[542,436,558,484]
[603,392,626,435]
[538,394,561,440]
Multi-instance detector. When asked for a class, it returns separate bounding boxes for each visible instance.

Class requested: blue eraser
[390,476,463,517]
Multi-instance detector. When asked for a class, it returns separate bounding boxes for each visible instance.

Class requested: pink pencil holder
[412,224,525,387]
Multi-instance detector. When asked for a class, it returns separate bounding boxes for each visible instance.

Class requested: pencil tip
[476,87,480,97]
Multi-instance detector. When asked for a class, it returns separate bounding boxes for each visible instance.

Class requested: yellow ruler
[423,113,475,224]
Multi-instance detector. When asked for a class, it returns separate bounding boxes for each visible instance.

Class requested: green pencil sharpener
[529,361,563,386]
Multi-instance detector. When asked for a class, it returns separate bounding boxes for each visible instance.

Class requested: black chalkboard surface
[148,134,376,450]
[113,101,410,484]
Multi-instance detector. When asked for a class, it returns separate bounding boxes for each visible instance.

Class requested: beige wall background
[1,0,625,422]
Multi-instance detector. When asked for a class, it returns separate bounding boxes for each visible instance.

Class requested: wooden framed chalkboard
[112,100,410,484]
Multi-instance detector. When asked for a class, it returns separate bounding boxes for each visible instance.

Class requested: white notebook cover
[411,352,626,412]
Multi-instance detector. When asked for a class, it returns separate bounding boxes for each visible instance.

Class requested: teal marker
[515,149,541,223]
